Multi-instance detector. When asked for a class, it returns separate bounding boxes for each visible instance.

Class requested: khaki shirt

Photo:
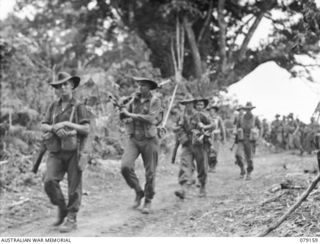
[123,92,161,139]
[42,97,90,150]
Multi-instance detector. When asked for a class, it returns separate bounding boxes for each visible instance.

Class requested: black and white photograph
[1,0,320,241]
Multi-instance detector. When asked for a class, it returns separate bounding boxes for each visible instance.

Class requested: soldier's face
[209,108,217,115]
[195,101,205,111]
[244,109,252,114]
[54,81,73,96]
[185,103,193,113]
[139,82,151,93]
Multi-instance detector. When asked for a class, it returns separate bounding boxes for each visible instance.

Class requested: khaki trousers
[121,136,159,202]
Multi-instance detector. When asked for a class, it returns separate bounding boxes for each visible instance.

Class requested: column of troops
[38,72,320,233]
[268,113,320,155]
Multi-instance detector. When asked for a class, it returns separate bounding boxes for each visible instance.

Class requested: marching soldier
[174,97,212,199]
[171,97,195,165]
[234,102,261,180]
[41,72,90,232]
[270,114,283,151]
[292,118,305,155]
[233,106,244,126]
[281,115,289,149]
[286,113,296,149]
[119,77,162,214]
[305,117,320,154]
[206,103,226,173]
[261,118,270,142]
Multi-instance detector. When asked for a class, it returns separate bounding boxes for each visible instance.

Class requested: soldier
[305,117,320,154]
[174,97,212,199]
[206,103,226,173]
[41,72,90,232]
[286,113,298,150]
[119,77,162,214]
[261,118,270,142]
[281,115,288,149]
[293,118,305,155]
[270,114,283,151]
[234,102,261,180]
[171,97,195,165]
[233,106,244,126]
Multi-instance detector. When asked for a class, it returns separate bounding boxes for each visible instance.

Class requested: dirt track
[1,143,320,237]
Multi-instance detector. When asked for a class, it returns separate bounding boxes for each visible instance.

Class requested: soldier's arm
[199,113,214,130]
[124,97,161,124]
[120,101,133,122]
[40,103,55,132]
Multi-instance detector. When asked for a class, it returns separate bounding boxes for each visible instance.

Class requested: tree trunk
[197,0,214,45]
[183,16,202,79]
[218,0,228,74]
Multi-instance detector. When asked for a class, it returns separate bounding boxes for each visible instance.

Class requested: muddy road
[1,143,320,237]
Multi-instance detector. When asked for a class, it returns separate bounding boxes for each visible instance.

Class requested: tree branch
[197,0,214,44]
[237,0,277,61]
[237,13,264,61]
[231,14,255,53]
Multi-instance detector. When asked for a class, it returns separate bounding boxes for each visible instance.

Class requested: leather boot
[198,185,206,198]
[239,167,246,179]
[141,201,151,214]
[59,212,77,233]
[52,205,68,226]
[245,172,252,181]
[174,184,187,200]
[132,190,144,209]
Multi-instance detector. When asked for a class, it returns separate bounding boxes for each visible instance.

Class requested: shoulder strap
[69,106,76,122]
[239,114,244,128]
[52,102,57,125]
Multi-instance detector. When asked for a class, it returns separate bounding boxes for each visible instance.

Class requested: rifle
[108,93,133,109]
[32,143,47,174]
[230,141,237,151]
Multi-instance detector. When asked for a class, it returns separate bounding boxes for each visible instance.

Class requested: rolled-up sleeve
[42,102,55,125]
[77,104,90,125]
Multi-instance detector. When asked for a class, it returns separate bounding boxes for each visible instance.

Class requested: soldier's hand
[198,122,205,129]
[56,128,68,138]
[120,107,130,116]
[52,122,66,133]
[123,118,133,123]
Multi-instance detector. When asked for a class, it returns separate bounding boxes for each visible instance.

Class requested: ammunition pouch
[59,129,78,151]
[42,132,60,152]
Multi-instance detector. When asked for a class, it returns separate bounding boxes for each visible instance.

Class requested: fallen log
[258,174,320,237]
